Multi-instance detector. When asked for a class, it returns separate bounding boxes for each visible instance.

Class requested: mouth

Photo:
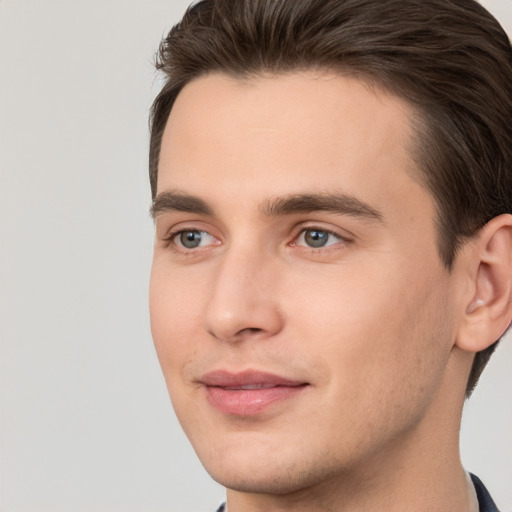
[199,370,309,417]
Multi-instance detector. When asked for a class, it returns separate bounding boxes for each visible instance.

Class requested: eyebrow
[262,193,384,222]
[151,190,383,223]
[150,190,213,219]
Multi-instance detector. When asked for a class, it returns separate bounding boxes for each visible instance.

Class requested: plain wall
[1,1,511,511]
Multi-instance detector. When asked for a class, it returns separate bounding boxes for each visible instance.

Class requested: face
[150,72,460,495]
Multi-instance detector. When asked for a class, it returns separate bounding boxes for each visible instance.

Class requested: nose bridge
[204,241,283,342]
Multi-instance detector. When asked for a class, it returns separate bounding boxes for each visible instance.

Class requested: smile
[200,370,309,416]
[222,383,281,390]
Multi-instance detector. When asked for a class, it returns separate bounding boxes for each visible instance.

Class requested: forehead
[162,71,415,162]
[157,71,433,226]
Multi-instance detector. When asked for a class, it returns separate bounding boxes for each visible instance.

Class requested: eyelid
[289,222,354,247]
[157,220,353,254]
[159,221,222,252]
[295,229,341,248]
[165,229,219,248]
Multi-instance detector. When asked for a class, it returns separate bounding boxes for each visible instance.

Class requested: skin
[149,71,486,511]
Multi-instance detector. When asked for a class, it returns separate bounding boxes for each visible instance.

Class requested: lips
[200,370,309,416]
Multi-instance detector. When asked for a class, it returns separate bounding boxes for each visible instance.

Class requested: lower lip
[205,385,307,416]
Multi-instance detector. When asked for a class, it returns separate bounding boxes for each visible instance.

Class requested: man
[148,0,512,510]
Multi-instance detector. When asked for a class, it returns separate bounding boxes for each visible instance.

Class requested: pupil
[180,231,201,248]
[305,230,328,247]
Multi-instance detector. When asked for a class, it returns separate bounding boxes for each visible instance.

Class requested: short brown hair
[149,0,512,395]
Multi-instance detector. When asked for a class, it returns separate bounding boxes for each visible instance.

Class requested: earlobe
[456,214,512,353]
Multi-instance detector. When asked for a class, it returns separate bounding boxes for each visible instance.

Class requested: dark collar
[471,474,500,512]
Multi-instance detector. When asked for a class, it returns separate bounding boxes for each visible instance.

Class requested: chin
[207,465,322,496]
[198,442,345,496]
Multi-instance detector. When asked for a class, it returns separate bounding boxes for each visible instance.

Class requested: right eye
[172,230,218,250]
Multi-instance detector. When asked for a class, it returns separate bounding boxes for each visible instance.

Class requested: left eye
[296,229,342,248]
[174,230,216,249]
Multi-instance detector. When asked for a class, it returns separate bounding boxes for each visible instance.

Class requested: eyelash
[291,226,347,250]
[162,229,216,253]
[162,225,351,254]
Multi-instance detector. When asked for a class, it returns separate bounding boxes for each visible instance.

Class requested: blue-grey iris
[180,231,202,248]
[304,229,329,248]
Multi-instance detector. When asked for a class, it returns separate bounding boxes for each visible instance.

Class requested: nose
[203,247,284,343]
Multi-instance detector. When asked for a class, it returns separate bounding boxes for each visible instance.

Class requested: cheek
[149,262,203,378]
[288,262,453,412]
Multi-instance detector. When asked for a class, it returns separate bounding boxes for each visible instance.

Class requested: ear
[455,214,512,353]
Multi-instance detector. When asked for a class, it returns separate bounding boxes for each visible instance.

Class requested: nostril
[239,327,264,336]
[207,326,266,342]
[204,292,284,342]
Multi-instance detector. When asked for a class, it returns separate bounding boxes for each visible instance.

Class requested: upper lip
[200,370,308,389]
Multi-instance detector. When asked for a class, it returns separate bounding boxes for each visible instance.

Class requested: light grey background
[0,1,511,511]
